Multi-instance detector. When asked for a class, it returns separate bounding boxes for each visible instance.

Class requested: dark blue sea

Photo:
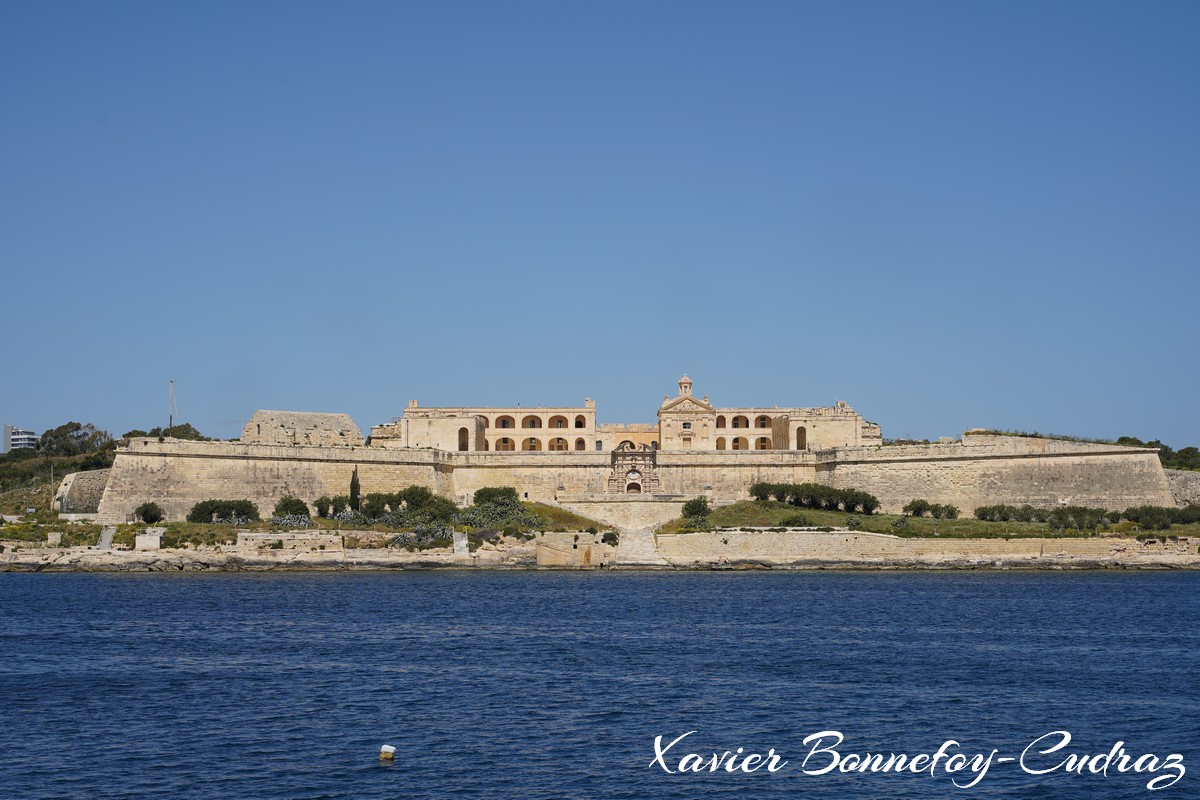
[1,571,1196,799]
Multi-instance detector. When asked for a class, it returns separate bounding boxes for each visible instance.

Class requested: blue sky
[2,1,1197,445]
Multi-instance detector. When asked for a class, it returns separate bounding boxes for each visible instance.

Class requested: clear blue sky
[2,1,1197,445]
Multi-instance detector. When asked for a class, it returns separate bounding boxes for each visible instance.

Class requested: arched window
[716,415,726,428]
[496,416,515,429]
[522,415,542,429]
[796,427,807,450]
[756,436,770,450]
[755,415,770,428]
[482,439,489,451]
[716,437,726,450]
[458,427,469,451]
[732,415,749,429]
[549,415,568,429]
[574,415,586,428]
[574,438,585,451]
[732,437,748,450]
[497,437,514,451]
[522,437,542,451]
[549,437,568,451]
[626,482,641,494]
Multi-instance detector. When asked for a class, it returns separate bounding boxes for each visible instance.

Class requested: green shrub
[602,531,619,547]
[781,514,811,527]
[187,499,260,524]
[474,487,520,506]
[273,496,310,518]
[903,499,931,517]
[749,482,772,502]
[135,502,164,524]
[313,496,333,518]
[682,496,710,518]
[361,492,390,519]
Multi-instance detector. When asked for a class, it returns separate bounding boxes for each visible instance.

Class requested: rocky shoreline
[2,537,1198,573]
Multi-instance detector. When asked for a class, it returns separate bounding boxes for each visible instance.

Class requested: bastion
[82,376,1179,529]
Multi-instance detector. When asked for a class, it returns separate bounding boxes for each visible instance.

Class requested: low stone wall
[237,531,345,551]
[536,531,616,568]
[655,530,1199,568]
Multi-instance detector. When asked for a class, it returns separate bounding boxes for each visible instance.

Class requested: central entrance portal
[609,441,658,494]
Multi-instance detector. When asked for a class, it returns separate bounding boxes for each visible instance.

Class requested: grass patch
[523,502,606,533]
[656,501,1200,539]
[0,484,54,516]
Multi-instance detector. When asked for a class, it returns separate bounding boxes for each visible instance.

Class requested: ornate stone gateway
[609,441,659,494]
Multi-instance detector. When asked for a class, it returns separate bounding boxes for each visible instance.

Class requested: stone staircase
[614,527,669,567]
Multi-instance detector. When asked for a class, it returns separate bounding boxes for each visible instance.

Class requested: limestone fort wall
[95,434,1178,524]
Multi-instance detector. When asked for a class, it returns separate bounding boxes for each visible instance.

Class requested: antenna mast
[169,380,176,435]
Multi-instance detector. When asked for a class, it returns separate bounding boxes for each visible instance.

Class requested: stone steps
[614,528,668,566]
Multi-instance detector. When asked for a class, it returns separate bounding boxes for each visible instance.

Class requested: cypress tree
[349,467,361,512]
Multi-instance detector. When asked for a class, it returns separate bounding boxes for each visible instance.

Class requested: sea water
[1,571,1196,799]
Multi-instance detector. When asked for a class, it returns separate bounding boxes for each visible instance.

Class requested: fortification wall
[655,451,818,496]
[822,437,1175,513]
[95,434,1179,525]
[96,439,452,523]
[443,453,611,505]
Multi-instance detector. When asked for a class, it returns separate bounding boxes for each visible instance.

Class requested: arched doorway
[549,437,568,451]
[716,437,726,450]
[626,482,642,494]
[522,437,542,451]
[574,438,586,451]
[457,427,469,451]
[796,427,807,450]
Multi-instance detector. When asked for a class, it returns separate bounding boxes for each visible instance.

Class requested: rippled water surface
[2,571,1197,799]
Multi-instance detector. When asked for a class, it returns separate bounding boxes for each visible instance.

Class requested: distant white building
[3,425,38,453]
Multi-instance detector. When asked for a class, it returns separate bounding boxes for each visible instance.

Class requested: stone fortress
[89,376,1180,528]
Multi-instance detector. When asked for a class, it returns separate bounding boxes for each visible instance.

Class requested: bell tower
[678,374,693,396]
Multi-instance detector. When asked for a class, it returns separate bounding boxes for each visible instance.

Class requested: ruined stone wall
[52,469,111,513]
[1166,469,1200,507]
[242,411,364,447]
